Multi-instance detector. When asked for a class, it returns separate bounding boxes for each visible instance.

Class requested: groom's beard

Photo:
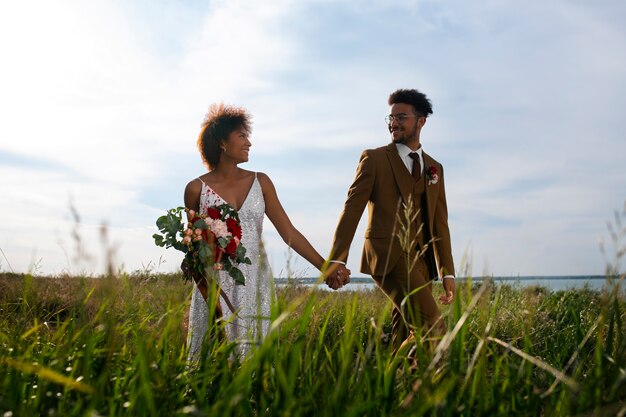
[390,124,418,144]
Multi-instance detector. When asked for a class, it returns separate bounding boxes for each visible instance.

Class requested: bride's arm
[184,179,202,213]
[258,172,332,274]
[183,179,208,298]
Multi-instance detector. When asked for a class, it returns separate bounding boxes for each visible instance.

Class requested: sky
[1,0,625,278]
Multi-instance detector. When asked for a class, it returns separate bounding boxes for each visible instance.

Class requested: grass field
[0,271,625,416]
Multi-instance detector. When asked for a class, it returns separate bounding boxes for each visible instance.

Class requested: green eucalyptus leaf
[156,215,170,230]
[235,245,246,258]
[174,242,188,252]
[166,217,182,234]
[153,234,165,247]
[229,268,245,285]
[197,241,212,264]
[193,219,208,230]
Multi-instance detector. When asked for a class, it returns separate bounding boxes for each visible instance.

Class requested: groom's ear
[418,116,427,129]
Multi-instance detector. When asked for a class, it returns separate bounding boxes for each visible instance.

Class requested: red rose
[226,218,242,239]
[225,238,238,256]
[207,207,220,220]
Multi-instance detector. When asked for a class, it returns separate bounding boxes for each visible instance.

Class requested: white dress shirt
[395,143,424,175]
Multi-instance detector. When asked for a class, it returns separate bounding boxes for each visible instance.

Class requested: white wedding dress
[187,173,272,360]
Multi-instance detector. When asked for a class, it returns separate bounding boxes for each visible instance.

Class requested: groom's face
[388,103,420,145]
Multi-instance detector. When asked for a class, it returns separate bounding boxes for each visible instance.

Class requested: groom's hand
[438,277,456,305]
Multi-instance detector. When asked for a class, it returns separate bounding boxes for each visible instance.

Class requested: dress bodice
[198,175,265,251]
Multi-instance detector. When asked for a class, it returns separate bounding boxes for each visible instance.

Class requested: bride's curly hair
[197,103,252,170]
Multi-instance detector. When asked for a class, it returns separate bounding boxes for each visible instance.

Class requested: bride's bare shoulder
[256,172,272,185]
[256,172,279,198]
[184,177,205,210]
[185,177,203,193]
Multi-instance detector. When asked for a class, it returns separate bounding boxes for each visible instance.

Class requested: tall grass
[1,270,625,416]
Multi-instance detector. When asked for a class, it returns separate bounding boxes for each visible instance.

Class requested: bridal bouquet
[153,205,251,285]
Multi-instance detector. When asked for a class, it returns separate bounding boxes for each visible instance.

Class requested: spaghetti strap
[197,177,207,186]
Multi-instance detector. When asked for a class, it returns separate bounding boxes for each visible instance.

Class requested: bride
[184,103,350,359]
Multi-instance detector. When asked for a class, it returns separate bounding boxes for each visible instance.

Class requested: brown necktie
[408,152,421,180]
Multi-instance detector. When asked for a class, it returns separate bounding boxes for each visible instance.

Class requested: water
[274,275,625,292]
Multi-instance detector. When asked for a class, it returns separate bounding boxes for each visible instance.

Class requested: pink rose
[206,218,231,239]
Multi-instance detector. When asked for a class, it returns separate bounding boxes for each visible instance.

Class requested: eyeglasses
[385,113,421,124]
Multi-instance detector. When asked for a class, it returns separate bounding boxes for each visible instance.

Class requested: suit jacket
[331,143,454,279]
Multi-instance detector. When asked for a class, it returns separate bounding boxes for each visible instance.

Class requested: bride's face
[222,128,252,164]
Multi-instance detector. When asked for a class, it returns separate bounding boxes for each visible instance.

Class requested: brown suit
[331,143,454,343]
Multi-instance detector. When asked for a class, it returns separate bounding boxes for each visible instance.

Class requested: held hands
[438,277,456,305]
[325,263,351,290]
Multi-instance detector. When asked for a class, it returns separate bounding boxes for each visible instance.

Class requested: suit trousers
[373,253,445,349]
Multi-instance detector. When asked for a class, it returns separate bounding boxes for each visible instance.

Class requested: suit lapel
[422,152,439,229]
[422,151,439,278]
[385,143,413,205]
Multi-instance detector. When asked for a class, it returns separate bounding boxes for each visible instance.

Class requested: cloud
[1,0,625,277]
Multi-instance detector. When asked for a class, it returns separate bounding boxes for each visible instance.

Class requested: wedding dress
[187,173,271,360]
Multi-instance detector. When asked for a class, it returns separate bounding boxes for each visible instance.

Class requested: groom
[329,88,456,347]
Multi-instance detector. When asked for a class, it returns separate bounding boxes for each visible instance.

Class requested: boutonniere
[426,166,439,185]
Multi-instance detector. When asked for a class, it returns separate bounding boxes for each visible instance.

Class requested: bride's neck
[212,163,240,179]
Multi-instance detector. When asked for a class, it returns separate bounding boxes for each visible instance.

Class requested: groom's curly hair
[388,89,433,117]
[197,103,253,170]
